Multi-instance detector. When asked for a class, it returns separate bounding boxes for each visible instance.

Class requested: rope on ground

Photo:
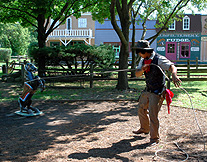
[154,142,189,161]
[179,87,206,152]
[150,63,205,161]
[150,63,205,151]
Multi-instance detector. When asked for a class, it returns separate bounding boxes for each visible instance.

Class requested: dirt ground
[0,99,207,162]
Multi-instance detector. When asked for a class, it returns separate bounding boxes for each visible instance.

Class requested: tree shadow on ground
[68,133,207,162]
[68,136,153,162]
[0,100,137,161]
[0,100,206,161]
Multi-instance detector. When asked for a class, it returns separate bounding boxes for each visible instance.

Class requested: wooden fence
[172,58,207,81]
[165,58,207,88]
[2,58,207,89]
[44,58,207,89]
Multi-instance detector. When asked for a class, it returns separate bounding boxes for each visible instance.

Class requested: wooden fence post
[196,57,198,70]
[187,59,190,79]
[90,64,94,88]
[21,63,25,85]
[5,61,8,74]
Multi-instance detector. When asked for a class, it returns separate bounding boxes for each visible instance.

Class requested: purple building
[95,18,157,58]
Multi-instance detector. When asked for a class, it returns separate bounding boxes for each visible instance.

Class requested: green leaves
[90,0,111,23]
[0,48,12,62]
[29,44,115,73]
[86,44,115,68]
[0,23,31,56]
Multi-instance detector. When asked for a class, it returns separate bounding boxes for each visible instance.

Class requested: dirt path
[0,100,207,162]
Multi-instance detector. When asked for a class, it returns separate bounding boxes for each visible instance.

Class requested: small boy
[133,40,181,145]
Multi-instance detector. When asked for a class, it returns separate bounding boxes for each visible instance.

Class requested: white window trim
[169,20,176,30]
[183,16,190,30]
[67,17,72,30]
[78,18,87,28]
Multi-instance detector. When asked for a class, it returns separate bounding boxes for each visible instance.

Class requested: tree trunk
[131,16,136,78]
[109,0,135,90]
[116,43,129,90]
[116,19,130,90]
[37,14,46,77]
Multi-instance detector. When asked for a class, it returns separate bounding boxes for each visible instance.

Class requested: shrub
[28,42,38,58]
[87,44,115,69]
[29,44,116,74]
[0,48,12,62]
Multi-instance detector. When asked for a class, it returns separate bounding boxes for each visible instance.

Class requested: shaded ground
[0,100,207,162]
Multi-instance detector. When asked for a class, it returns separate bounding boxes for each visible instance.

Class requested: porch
[47,29,93,46]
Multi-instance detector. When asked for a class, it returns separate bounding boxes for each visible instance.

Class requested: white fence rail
[48,29,92,38]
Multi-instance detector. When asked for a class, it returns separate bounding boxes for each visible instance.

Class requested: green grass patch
[170,81,207,111]
[0,79,206,111]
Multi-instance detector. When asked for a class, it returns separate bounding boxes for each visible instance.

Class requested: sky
[184,4,207,15]
[185,9,207,15]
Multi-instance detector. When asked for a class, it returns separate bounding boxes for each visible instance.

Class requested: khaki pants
[138,91,165,140]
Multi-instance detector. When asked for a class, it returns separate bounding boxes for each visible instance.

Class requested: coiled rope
[150,63,205,161]
[155,142,189,161]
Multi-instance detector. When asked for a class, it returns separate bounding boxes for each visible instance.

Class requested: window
[68,41,84,46]
[180,42,190,58]
[50,42,60,47]
[169,20,175,30]
[104,42,120,57]
[183,16,190,30]
[67,17,72,30]
[167,43,175,53]
[78,18,87,28]
[51,19,59,28]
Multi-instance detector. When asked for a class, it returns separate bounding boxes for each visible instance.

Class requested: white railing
[48,29,92,38]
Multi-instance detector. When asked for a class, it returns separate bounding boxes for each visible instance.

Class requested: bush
[86,44,115,68]
[28,42,38,58]
[0,48,12,62]
[29,44,116,74]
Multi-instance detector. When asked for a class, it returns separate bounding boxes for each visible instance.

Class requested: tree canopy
[0,23,31,56]
[0,0,99,47]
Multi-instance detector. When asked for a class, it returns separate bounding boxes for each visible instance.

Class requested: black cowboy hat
[132,40,153,50]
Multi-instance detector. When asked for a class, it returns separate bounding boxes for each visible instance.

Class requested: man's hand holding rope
[170,65,182,88]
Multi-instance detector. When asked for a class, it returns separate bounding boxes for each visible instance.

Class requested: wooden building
[95,18,157,58]
[46,13,95,47]
[156,14,203,63]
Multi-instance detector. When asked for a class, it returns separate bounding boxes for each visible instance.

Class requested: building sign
[201,37,207,41]
[157,47,165,51]
[191,47,200,51]
[160,33,200,37]
[191,39,200,46]
[157,38,165,46]
[157,36,200,47]
[166,38,190,42]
